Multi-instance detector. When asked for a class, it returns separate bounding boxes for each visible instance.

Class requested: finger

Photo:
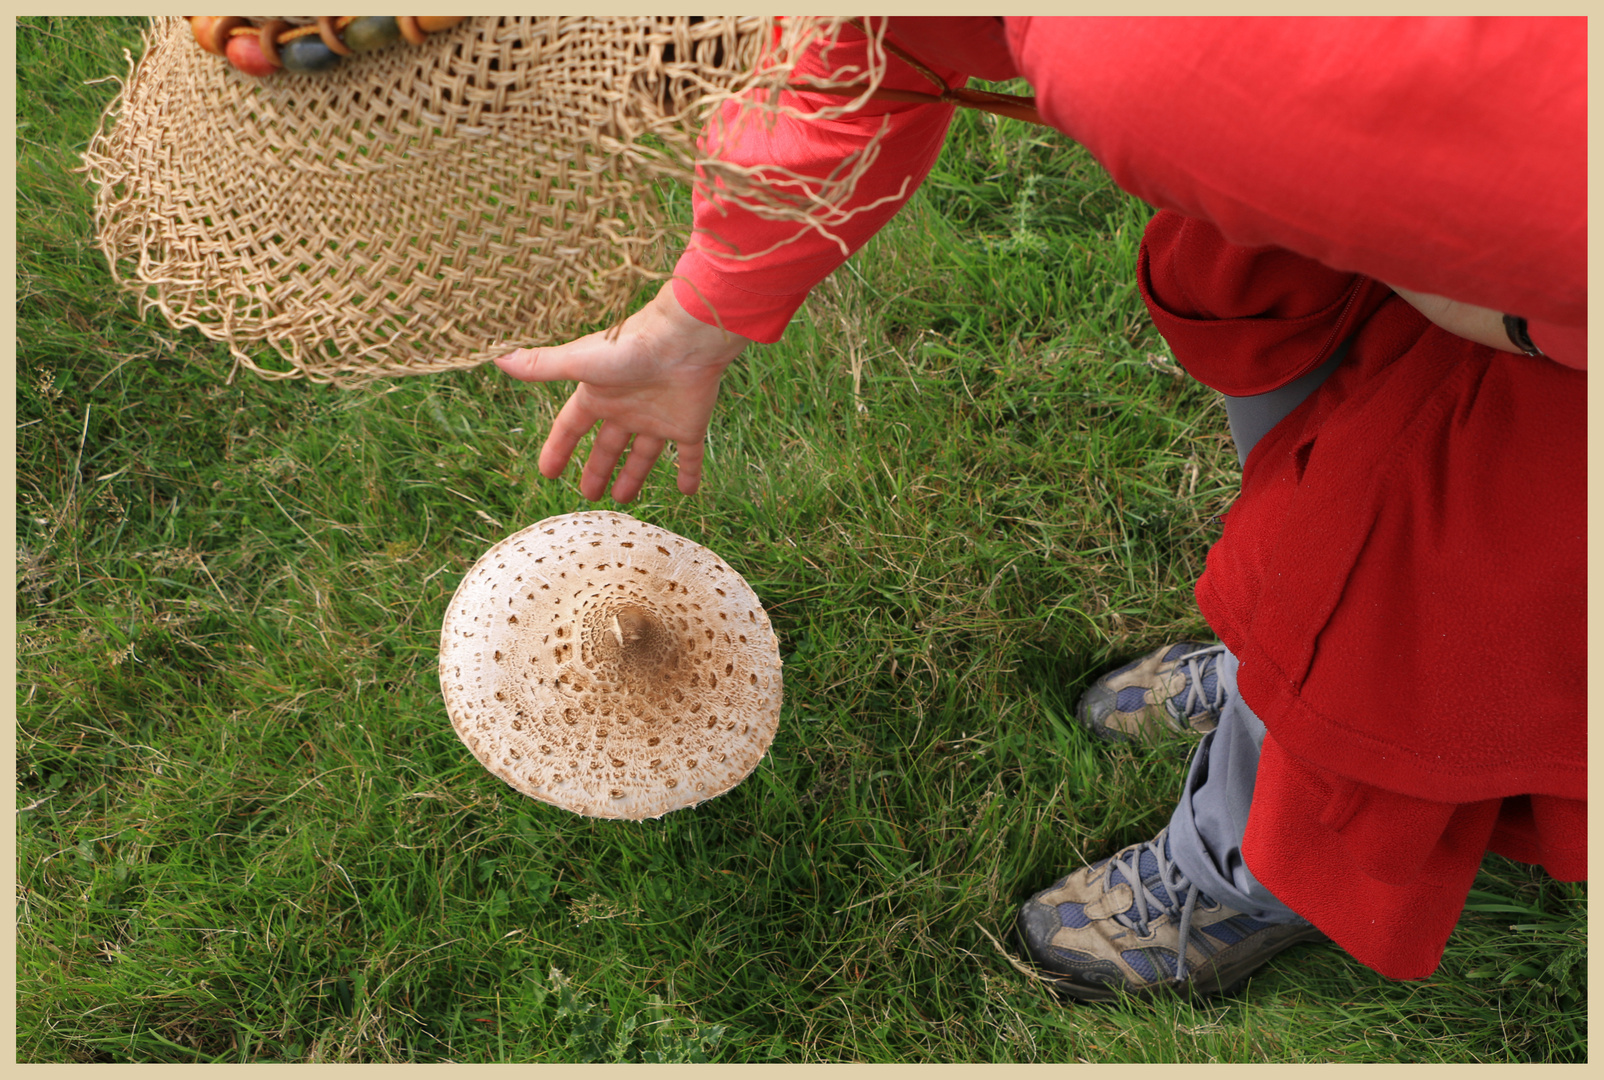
[611,435,666,504]
[539,392,599,480]
[674,440,706,496]
[494,330,617,385]
[580,420,635,502]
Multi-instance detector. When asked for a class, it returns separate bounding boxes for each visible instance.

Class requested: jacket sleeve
[1007,16,1586,368]
[670,26,970,343]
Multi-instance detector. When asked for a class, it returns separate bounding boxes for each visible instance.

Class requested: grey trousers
[1163,340,1351,924]
[1166,648,1307,922]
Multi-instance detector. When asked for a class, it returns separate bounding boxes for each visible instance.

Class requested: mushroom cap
[438,511,783,820]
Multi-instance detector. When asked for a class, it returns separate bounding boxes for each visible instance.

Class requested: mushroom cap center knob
[587,602,677,681]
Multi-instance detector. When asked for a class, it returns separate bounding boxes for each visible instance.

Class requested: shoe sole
[1012,920,1328,1004]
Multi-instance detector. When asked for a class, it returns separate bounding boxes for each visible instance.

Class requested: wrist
[653,281,752,367]
[1388,284,1524,354]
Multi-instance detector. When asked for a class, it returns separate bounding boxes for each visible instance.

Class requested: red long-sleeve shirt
[673,16,1585,368]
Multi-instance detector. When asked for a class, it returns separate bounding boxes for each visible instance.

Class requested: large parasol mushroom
[439,511,782,819]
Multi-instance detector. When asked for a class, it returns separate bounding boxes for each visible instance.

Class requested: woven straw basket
[83,16,888,385]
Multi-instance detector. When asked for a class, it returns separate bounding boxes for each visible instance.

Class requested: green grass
[16,16,1586,1063]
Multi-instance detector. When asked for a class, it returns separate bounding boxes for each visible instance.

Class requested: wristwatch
[1502,314,1544,356]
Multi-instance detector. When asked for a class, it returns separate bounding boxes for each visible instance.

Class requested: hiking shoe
[1014,827,1325,1002]
[1077,641,1226,742]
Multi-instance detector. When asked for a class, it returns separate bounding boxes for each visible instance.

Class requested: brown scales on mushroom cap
[438,511,782,820]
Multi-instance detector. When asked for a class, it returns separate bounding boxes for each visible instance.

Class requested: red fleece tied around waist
[1139,211,1391,396]
[1137,210,1586,979]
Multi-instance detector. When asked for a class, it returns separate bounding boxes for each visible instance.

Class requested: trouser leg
[1163,337,1352,922]
[1220,339,1349,467]
[1166,649,1307,922]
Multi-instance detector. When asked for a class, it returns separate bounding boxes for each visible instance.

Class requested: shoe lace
[1174,644,1227,719]
[1103,828,1206,983]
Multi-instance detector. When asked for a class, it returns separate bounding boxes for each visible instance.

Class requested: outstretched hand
[494,283,751,502]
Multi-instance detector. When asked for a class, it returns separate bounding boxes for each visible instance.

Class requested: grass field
[16,16,1586,1063]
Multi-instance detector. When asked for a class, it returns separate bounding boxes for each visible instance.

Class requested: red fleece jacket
[670,17,1587,979]
[1139,213,1584,978]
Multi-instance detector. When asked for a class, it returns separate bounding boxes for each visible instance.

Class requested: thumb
[493,330,620,384]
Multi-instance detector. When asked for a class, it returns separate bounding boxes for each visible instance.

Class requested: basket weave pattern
[84,16,888,384]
